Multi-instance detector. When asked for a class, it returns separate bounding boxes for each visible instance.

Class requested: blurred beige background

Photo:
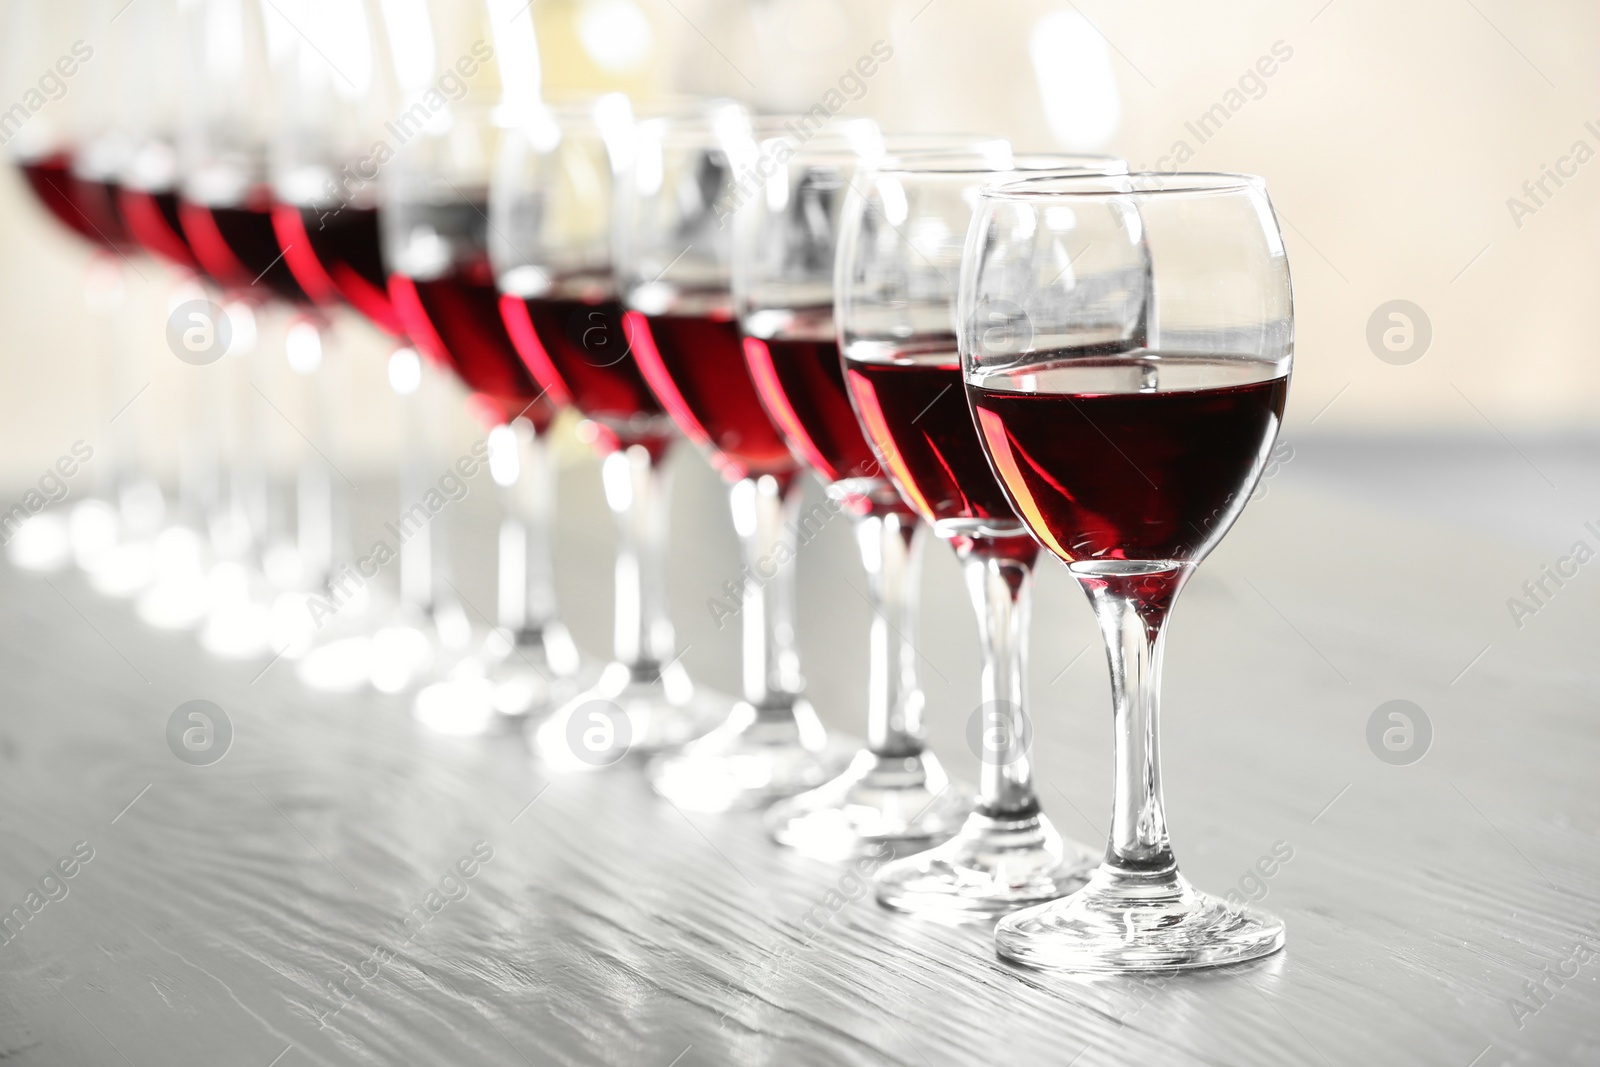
[1,0,1597,485]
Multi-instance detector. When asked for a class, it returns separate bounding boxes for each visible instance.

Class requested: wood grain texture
[0,439,1596,1066]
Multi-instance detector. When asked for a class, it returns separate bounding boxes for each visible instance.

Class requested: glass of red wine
[117,0,235,634]
[492,97,731,767]
[0,0,161,583]
[831,151,1125,912]
[174,0,341,661]
[739,134,1017,858]
[379,1,583,731]
[266,0,439,692]
[962,172,1292,969]
[579,101,856,800]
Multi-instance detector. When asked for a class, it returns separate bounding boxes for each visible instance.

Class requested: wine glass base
[84,540,158,598]
[134,526,211,631]
[873,811,1096,921]
[413,625,589,737]
[646,698,859,812]
[479,623,585,719]
[297,636,375,692]
[532,660,727,770]
[4,511,72,572]
[366,598,477,695]
[764,749,972,861]
[993,864,1286,972]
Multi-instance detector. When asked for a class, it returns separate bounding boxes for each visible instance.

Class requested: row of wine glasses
[3,0,1293,973]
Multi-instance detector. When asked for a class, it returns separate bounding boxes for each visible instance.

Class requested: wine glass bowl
[831,151,1126,915]
[502,98,737,769]
[606,105,871,807]
[729,130,990,854]
[962,172,1291,968]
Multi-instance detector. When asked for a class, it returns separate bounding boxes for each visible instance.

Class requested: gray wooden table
[0,436,1596,1066]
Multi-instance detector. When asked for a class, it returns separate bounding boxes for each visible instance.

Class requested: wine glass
[741,134,1014,858]
[491,96,723,766]
[380,0,582,729]
[175,0,330,659]
[0,0,157,583]
[961,172,1292,969]
[577,101,852,798]
[831,151,1124,913]
[267,0,430,691]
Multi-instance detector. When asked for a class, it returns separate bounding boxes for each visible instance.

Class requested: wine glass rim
[754,131,1013,166]
[982,171,1266,199]
[1009,153,1129,175]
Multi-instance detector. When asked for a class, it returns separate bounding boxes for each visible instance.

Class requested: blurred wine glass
[380,0,583,732]
[174,0,324,659]
[266,0,428,690]
[0,1,159,584]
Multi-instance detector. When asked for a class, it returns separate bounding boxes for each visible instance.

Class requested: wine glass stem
[297,327,342,589]
[395,364,432,612]
[85,259,131,508]
[957,541,1041,818]
[1080,570,1188,876]
[603,441,675,673]
[728,473,804,710]
[496,418,557,637]
[850,502,926,758]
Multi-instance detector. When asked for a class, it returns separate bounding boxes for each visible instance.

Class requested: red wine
[390,260,557,431]
[119,186,198,269]
[968,355,1288,565]
[180,198,316,305]
[69,177,134,253]
[745,335,880,485]
[275,205,401,336]
[844,356,1018,528]
[17,153,116,249]
[500,296,667,445]
[627,311,797,481]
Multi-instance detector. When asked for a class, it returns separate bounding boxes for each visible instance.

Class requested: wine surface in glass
[629,311,797,480]
[277,205,400,336]
[181,200,315,305]
[968,353,1288,565]
[70,177,134,253]
[18,154,133,252]
[844,355,1017,529]
[502,296,664,435]
[120,187,197,268]
[391,261,557,431]
[746,336,879,485]
[18,154,100,244]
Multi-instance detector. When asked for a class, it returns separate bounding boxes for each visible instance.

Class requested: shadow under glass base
[873,810,1097,921]
[763,749,972,861]
[531,659,726,770]
[646,698,859,813]
[993,864,1286,972]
